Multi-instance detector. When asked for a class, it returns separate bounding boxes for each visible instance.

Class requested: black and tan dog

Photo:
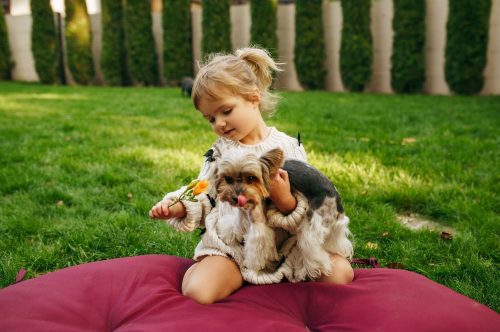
[215,148,353,281]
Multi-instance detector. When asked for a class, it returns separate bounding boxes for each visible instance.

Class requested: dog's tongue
[237,195,247,207]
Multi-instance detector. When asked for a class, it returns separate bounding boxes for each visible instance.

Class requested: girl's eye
[225,176,234,184]
[208,118,215,123]
[223,109,232,115]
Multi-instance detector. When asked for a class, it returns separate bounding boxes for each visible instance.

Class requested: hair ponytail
[235,47,282,90]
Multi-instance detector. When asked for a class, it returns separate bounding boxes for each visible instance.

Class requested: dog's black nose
[232,196,238,204]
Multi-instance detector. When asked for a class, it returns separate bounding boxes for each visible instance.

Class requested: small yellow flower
[192,180,209,195]
[364,242,379,250]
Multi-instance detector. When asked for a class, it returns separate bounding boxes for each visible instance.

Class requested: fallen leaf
[381,231,390,238]
[56,200,64,207]
[364,242,379,250]
[127,192,133,199]
[387,262,406,269]
[440,232,453,241]
[402,137,417,145]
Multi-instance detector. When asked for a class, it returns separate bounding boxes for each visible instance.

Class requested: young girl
[149,47,354,305]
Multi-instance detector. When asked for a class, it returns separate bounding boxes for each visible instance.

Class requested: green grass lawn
[0,82,498,311]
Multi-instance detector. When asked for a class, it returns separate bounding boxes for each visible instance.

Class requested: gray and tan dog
[215,148,353,281]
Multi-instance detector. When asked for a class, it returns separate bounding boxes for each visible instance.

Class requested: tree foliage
[340,0,372,92]
[65,0,93,84]
[0,4,11,79]
[125,0,158,86]
[163,0,192,85]
[101,0,129,86]
[295,0,326,89]
[31,0,58,83]
[202,0,231,56]
[391,0,425,93]
[445,0,491,95]
[250,0,278,59]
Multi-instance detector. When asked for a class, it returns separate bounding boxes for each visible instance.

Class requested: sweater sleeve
[266,192,308,234]
[160,145,219,232]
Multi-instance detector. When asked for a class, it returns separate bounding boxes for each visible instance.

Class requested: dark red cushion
[0,255,497,331]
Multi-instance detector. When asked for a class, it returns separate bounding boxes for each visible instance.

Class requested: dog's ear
[260,148,285,179]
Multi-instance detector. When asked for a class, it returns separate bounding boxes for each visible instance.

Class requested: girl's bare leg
[316,254,354,284]
[182,256,244,304]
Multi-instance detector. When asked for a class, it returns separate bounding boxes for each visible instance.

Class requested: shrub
[202,0,231,56]
[0,4,11,79]
[250,0,278,59]
[31,0,58,83]
[340,0,372,92]
[445,0,491,95]
[125,0,157,86]
[391,0,425,93]
[65,0,93,84]
[295,0,325,90]
[163,0,192,85]
[101,0,129,86]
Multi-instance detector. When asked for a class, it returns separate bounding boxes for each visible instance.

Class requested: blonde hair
[192,47,282,116]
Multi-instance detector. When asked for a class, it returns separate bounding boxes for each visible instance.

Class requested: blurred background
[0,0,498,95]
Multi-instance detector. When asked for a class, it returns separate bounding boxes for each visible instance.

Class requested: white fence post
[481,0,500,95]
[423,0,450,95]
[366,0,394,93]
[323,0,344,92]
[275,1,302,91]
[230,0,250,50]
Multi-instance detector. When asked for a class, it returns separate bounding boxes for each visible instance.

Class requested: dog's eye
[225,176,234,184]
[247,176,256,183]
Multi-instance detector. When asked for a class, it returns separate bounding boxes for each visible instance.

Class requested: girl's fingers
[149,201,174,219]
[278,169,288,181]
[150,203,163,219]
[160,203,169,218]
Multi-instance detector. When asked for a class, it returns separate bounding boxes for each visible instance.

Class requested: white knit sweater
[162,127,309,284]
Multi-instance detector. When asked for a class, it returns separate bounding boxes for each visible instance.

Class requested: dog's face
[216,148,284,209]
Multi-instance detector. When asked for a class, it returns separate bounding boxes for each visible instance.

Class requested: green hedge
[31,0,58,83]
[202,0,231,56]
[101,0,129,86]
[295,0,325,90]
[163,0,192,85]
[340,0,372,92]
[391,0,425,93]
[445,0,491,95]
[65,0,93,84]
[0,4,11,79]
[250,0,278,59]
[125,0,157,86]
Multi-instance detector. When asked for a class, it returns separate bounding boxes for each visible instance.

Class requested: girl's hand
[269,169,297,215]
[149,199,186,219]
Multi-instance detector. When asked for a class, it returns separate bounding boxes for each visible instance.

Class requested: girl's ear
[249,90,260,107]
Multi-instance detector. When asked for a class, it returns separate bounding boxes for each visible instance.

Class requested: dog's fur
[214,148,353,281]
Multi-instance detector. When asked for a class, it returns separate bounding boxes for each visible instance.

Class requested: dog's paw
[292,265,308,282]
[244,253,267,271]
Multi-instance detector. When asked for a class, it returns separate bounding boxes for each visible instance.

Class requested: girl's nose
[215,117,226,129]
